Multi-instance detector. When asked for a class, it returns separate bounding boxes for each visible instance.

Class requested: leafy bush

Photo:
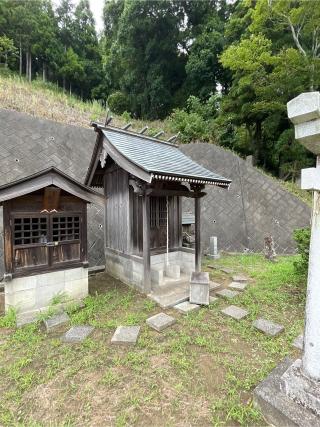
[107,91,129,115]
[293,227,310,275]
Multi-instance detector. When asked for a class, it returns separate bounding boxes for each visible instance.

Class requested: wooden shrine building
[85,123,231,295]
[0,167,103,318]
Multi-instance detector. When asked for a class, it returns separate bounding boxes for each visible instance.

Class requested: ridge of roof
[91,122,179,148]
[0,166,103,198]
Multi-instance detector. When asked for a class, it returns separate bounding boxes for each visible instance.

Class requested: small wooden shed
[0,167,103,319]
[85,124,231,294]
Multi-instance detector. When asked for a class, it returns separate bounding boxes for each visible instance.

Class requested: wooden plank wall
[105,166,130,253]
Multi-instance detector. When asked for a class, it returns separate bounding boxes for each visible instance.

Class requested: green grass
[0,254,305,426]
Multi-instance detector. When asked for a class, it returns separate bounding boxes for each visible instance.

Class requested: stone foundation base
[254,358,320,427]
[5,267,88,318]
[105,248,195,292]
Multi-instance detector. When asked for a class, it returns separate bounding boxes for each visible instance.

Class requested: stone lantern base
[254,358,320,427]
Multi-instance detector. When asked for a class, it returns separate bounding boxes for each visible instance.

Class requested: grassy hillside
[0,72,311,206]
[0,73,171,137]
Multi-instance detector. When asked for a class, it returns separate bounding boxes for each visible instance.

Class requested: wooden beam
[195,197,201,273]
[142,193,151,293]
[146,188,206,198]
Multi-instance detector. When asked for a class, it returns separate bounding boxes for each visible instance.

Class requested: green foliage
[293,228,311,276]
[0,307,16,328]
[169,94,220,143]
[107,91,129,115]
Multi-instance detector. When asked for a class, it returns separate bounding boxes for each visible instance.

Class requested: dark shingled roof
[86,125,231,187]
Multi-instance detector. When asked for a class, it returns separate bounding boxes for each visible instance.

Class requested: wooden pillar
[142,193,151,292]
[195,196,201,273]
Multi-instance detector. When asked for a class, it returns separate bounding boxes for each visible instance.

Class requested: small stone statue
[264,235,277,262]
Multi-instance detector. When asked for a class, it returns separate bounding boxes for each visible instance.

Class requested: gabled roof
[0,167,104,205]
[85,124,231,188]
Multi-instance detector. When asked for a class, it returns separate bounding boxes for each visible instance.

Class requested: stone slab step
[174,301,200,314]
[215,289,240,299]
[148,290,189,309]
[232,275,249,283]
[253,318,284,336]
[61,325,94,343]
[146,313,176,332]
[111,326,140,345]
[221,305,249,320]
[43,312,70,332]
[228,282,247,291]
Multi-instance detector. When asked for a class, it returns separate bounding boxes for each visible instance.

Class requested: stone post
[253,92,320,425]
[208,236,220,259]
[287,92,320,381]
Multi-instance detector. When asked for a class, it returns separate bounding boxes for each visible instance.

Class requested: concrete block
[228,282,247,291]
[293,334,304,350]
[61,325,94,343]
[253,318,284,336]
[254,358,319,427]
[287,92,320,125]
[221,305,248,320]
[111,326,140,345]
[281,359,320,416]
[146,312,176,332]
[216,289,240,299]
[65,278,88,299]
[174,301,200,314]
[151,268,163,286]
[190,271,210,305]
[43,312,70,332]
[165,264,180,279]
[295,119,320,154]
[65,267,87,281]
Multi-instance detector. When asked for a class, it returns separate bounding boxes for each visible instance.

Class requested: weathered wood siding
[105,166,130,252]
[131,193,182,255]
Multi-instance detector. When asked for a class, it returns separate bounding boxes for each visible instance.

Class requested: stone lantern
[254,92,320,425]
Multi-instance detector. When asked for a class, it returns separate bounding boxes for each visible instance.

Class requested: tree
[73,0,102,98]
[104,0,186,119]
[59,47,85,94]
[0,36,17,67]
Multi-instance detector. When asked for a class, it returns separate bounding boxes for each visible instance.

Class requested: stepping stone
[232,275,248,283]
[253,318,284,336]
[146,313,176,332]
[61,326,94,343]
[220,268,233,274]
[210,281,222,290]
[174,301,200,314]
[43,312,70,332]
[293,334,304,350]
[209,296,218,304]
[228,282,247,291]
[111,326,140,345]
[215,289,240,299]
[221,305,249,320]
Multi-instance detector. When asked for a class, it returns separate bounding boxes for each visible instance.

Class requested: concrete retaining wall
[180,144,311,254]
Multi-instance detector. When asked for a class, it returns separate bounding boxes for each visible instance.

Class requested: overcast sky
[88,0,104,34]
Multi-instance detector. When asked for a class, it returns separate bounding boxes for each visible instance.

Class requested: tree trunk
[26,50,29,79]
[28,51,32,82]
[69,82,72,96]
[63,76,66,91]
[310,61,315,91]
[19,38,22,76]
